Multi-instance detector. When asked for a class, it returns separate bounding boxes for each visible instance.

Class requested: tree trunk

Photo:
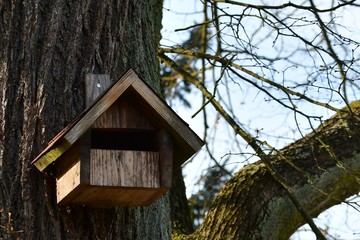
[0,0,169,239]
[3,0,360,239]
[181,108,360,239]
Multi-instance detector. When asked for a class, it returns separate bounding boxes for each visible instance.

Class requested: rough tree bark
[0,0,169,239]
[2,0,360,240]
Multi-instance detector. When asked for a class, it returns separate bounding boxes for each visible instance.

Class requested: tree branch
[159,52,327,239]
[188,101,360,239]
[213,0,357,13]
[158,47,340,112]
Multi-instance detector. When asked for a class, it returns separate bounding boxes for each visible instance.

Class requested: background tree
[160,0,360,239]
[1,0,360,240]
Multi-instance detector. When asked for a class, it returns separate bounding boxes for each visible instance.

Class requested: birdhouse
[32,69,204,207]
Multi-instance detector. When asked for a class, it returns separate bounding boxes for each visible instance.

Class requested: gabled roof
[32,69,204,171]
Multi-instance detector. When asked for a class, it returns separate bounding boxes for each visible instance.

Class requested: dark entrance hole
[91,129,157,151]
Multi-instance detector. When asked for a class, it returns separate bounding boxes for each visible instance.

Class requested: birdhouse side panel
[89,149,160,188]
[56,136,91,204]
[57,161,82,203]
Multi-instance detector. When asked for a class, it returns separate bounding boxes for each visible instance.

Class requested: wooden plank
[56,161,82,203]
[85,74,111,107]
[90,150,115,186]
[89,150,160,188]
[92,96,155,130]
[64,71,136,144]
[79,131,91,185]
[33,68,204,172]
[55,141,81,178]
[57,183,88,205]
[157,129,173,188]
[135,151,160,187]
[33,138,72,171]
[69,186,168,207]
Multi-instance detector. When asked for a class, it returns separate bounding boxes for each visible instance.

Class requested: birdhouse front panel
[89,149,160,188]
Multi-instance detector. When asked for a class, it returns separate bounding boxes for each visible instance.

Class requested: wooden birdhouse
[32,69,204,207]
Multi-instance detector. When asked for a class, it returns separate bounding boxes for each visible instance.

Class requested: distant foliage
[161,26,207,107]
[188,165,231,228]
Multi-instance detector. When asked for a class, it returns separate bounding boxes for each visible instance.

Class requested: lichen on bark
[176,103,360,239]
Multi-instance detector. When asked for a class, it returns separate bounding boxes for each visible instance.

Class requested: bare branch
[159,47,340,112]
[159,52,326,239]
[213,0,357,13]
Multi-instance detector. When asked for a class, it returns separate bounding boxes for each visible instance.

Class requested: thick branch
[186,103,360,239]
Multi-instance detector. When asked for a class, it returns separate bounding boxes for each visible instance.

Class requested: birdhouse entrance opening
[90,129,157,151]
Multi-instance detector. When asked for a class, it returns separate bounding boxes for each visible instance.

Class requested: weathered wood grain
[157,129,173,188]
[70,186,168,207]
[3,0,169,236]
[57,161,82,203]
[93,96,155,130]
[85,74,111,107]
[33,69,204,172]
[89,149,160,188]
[64,70,137,144]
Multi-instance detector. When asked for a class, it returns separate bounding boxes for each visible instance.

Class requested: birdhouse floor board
[69,186,169,207]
